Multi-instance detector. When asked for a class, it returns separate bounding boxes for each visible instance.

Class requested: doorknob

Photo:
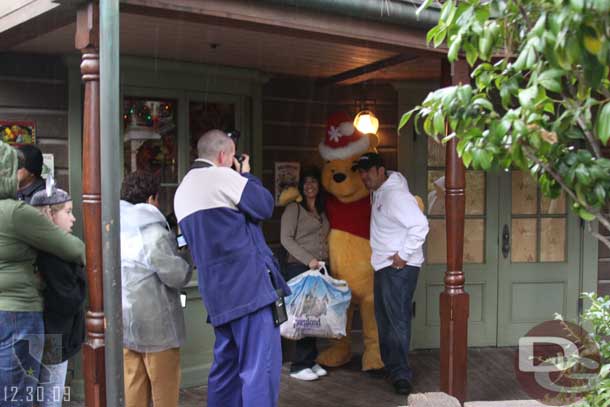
[502,224,510,259]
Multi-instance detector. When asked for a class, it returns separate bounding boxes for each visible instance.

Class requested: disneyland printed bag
[280,264,351,340]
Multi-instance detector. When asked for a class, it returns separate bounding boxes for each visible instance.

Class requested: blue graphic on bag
[281,269,351,340]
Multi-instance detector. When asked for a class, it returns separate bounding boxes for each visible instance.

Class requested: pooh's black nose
[333,173,347,183]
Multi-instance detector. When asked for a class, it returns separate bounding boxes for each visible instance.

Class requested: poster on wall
[42,154,54,180]
[0,121,36,145]
[274,162,300,206]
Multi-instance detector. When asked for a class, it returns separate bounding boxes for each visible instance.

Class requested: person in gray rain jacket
[119,171,192,407]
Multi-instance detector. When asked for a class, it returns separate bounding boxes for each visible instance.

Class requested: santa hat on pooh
[319,111,370,161]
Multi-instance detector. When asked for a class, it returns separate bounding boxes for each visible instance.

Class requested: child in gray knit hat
[31,180,86,407]
[31,183,75,233]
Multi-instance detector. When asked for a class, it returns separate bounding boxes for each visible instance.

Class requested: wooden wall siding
[262,76,399,250]
[0,54,70,191]
[599,146,610,295]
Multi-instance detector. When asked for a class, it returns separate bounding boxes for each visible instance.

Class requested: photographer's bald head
[197,129,250,173]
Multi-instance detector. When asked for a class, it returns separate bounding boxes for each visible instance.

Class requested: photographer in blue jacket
[174,129,289,407]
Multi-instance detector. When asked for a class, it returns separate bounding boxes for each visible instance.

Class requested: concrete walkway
[465,401,548,406]
[407,392,574,407]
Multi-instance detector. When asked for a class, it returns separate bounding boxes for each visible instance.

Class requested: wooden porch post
[440,59,470,404]
[75,4,106,407]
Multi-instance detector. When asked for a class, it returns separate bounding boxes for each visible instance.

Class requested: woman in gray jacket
[119,171,192,407]
[280,167,330,381]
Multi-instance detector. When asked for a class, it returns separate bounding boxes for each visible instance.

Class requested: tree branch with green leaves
[401,0,610,250]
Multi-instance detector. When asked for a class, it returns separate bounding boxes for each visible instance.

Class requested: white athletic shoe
[290,368,319,381]
[311,364,327,377]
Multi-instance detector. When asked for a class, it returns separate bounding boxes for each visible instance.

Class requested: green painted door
[411,139,582,348]
[496,170,581,346]
[413,139,500,348]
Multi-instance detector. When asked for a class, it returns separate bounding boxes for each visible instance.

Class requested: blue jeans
[37,360,68,407]
[374,265,419,383]
[0,311,44,407]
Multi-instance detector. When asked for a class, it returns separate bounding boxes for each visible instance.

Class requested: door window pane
[426,146,486,265]
[427,137,445,167]
[426,218,485,264]
[427,170,486,216]
[511,218,537,262]
[540,218,566,262]
[466,171,485,216]
[511,171,537,215]
[464,219,485,263]
[189,101,236,162]
[427,219,447,264]
[427,170,445,215]
[510,171,568,263]
[541,192,566,215]
[123,98,178,183]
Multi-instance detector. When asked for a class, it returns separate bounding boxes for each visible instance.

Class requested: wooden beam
[0,3,76,50]
[0,0,59,33]
[316,54,418,86]
[120,0,444,55]
[440,58,470,404]
[75,3,106,407]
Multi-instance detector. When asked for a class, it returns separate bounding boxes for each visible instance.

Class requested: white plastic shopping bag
[280,264,351,340]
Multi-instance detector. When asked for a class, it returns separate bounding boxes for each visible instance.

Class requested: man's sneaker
[311,364,327,377]
[393,379,412,395]
[290,368,319,381]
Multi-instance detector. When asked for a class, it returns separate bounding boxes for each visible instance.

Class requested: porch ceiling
[10,12,441,83]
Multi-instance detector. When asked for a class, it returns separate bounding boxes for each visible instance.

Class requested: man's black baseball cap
[352,152,385,171]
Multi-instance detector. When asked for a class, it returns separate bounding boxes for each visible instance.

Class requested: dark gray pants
[374,265,420,383]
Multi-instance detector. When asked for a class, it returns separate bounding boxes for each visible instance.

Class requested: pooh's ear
[368,133,380,150]
[278,186,302,207]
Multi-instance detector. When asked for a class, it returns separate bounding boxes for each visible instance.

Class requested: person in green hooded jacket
[0,141,85,407]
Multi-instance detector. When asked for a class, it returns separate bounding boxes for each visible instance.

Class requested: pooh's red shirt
[325,195,371,240]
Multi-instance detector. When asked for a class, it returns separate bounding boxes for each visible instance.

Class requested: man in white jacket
[353,152,429,396]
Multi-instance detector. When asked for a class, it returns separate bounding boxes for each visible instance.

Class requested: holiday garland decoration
[123,98,177,181]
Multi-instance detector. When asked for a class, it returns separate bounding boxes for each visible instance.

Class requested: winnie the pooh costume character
[278,112,423,371]
[313,111,384,371]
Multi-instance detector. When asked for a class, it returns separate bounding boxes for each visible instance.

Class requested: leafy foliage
[402,0,610,249]
[572,293,610,406]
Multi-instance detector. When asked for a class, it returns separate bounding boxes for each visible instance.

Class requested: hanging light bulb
[353,110,379,135]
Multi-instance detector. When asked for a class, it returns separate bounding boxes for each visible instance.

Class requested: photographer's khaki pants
[123,347,181,407]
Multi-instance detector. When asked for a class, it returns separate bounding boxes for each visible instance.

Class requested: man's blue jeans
[374,265,419,383]
[0,311,44,407]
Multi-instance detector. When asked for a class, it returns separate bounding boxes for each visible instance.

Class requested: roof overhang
[2,0,445,83]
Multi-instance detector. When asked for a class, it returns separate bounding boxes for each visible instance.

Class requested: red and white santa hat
[319,111,370,161]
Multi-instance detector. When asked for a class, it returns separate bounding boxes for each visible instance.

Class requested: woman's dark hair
[298,166,325,215]
[120,171,160,205]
